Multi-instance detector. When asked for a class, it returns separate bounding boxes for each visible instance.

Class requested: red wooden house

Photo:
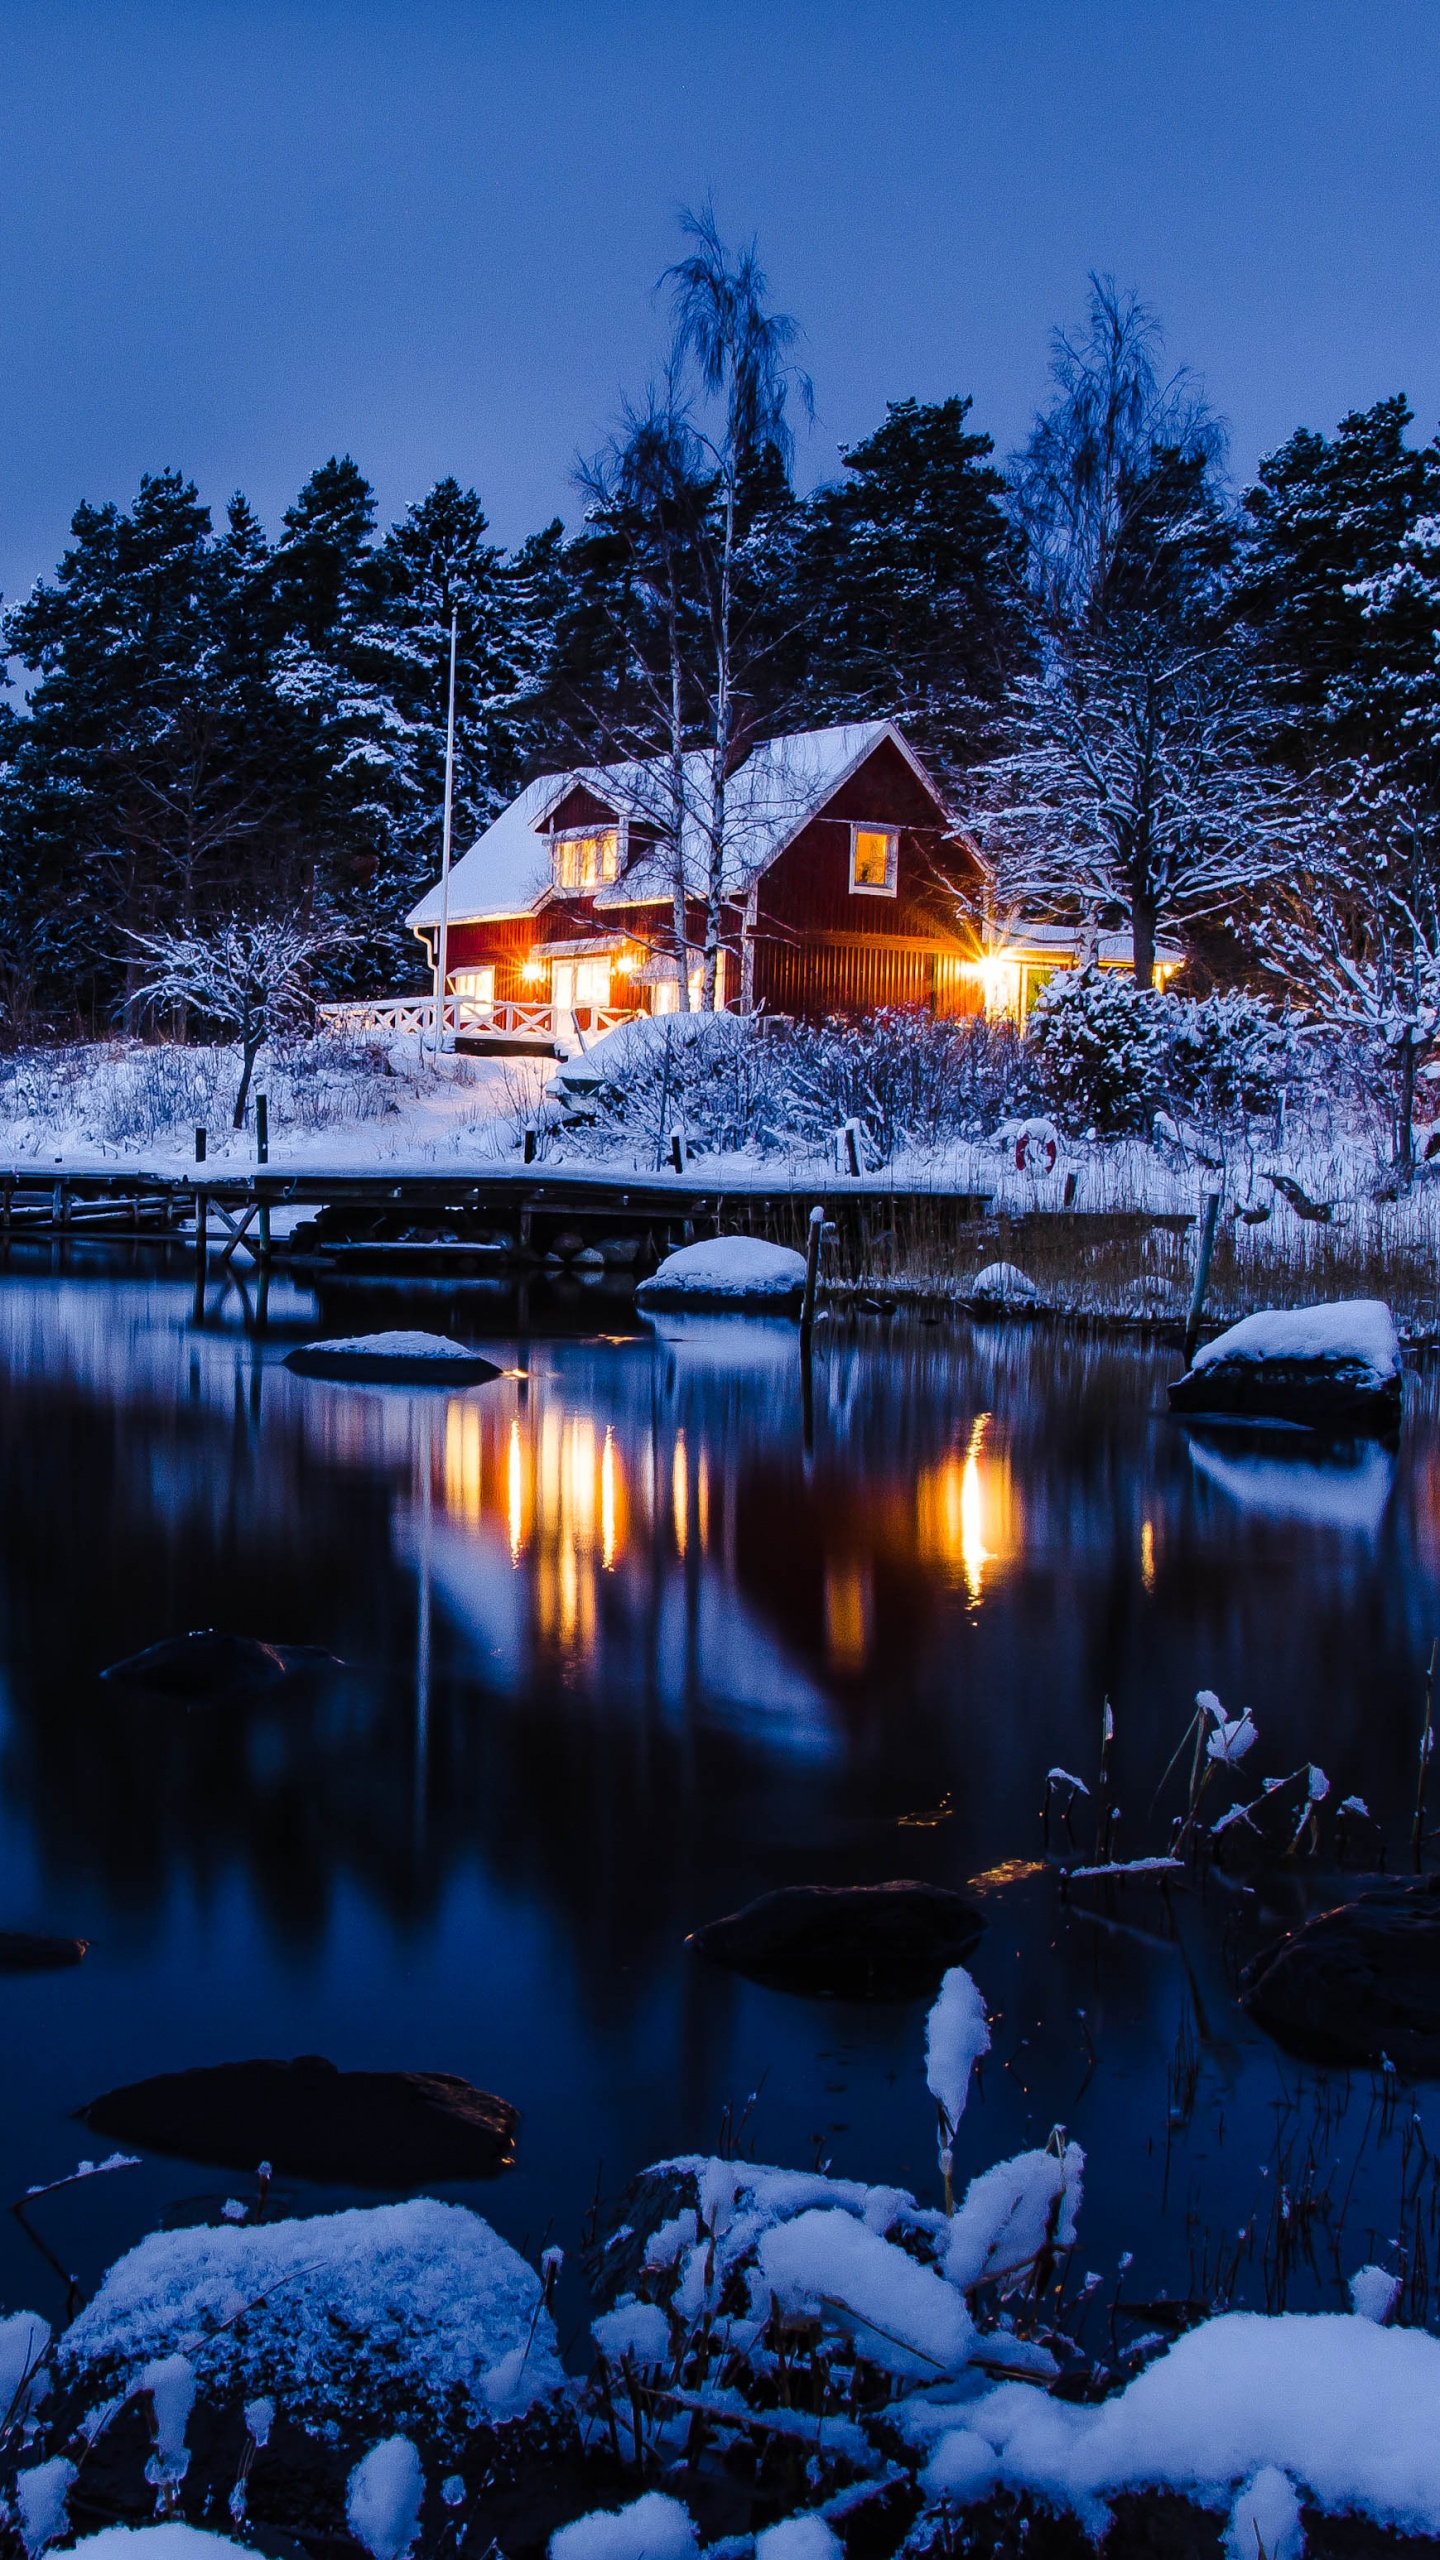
[404,721,991,1040]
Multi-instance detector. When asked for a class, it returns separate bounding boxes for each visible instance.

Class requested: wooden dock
[0,1161,996,1278]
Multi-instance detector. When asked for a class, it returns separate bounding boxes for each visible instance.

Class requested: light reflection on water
[0,1271,1438,2337]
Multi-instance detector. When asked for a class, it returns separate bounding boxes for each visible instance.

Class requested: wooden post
[1183,1184,1223,1368]
[193,1188,208,1320]
[523,1127,537,1165]
[670,1128,686,1175]
[195,1126,207,1166]
[800,1203,823,1354]
[844,1121,861,1178]
[255,1094,268,1165]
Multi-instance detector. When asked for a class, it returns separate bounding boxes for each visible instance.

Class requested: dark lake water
[3,1262,1440,2351]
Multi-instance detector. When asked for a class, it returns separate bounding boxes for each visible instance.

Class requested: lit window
[553,830,619,889]
[849,825,898,897]
[448,966,494,1023]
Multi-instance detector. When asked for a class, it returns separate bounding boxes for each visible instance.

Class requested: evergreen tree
[794,396,1028,778]
[1236,395,1440,772]
[375,478,562,914]
[0,471,278,1025]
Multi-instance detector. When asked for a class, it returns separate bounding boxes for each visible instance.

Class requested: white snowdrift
[758,2210,975,2378]
[946,2309,1440,2536]
[635,1238,807,1307]
[1192,1300,1399,1381]
[59,2199,563,2435]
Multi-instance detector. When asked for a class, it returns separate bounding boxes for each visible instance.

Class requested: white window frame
[552,827,620,891]
[849,822,899,899]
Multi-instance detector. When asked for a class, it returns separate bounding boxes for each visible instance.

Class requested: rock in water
[0,1932,87,1971]
[967,1262,1041,1311]
[636,1238,808,1313]
[687,1881,983,1999]
[1168,1299,1402,1433]
[101,1631,341,1699]
[1242,1877,1440,2072]
[286,1332,501,1384]
[79,2056,518,2182]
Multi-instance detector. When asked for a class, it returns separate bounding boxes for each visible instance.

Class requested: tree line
[3,212,1440,1077]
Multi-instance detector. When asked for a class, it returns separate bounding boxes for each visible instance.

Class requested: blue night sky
[1,0,1438,599]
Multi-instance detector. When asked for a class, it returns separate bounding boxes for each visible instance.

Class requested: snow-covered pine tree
[263,457,402,985]
[0,472,282,1029]
[374,479,562,929]
[1235,396,1440,773]
[793,396,1030,784]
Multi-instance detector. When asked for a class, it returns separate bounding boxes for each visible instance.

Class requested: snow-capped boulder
[1168,1299,1401,1432]
[286,1332,501,1384]
[635,1237,807,1313]
[58,2198,563,2443]
[966,1261,1041,1311]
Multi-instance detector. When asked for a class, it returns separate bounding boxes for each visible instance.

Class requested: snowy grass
[0,1037,544,1169]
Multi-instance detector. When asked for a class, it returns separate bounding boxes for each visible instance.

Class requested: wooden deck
[0,1160,996,1275]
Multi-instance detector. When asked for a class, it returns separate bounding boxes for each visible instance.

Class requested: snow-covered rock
[1169,1299,1402,1431]
[635,1237,807,1311]
[966,1261,1041,1309]
[286,1331,500,1384]
[61,2535,258,2560]
[58,2199,563,2442]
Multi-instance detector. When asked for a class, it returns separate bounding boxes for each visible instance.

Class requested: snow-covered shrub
[773,1008,1028,1158]
[581,1008,1028,1161]
[1165,991,1295,1128]
[1027,966,1177,1134]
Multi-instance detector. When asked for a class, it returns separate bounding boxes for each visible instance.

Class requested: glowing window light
[672,1433,688,1558]
[697,1447,710,1555]
[959,1414,991,1605]
[559,1536,579,1646]
[507,1418,525,1564]
[1140,1519,1156,1592]
[601,1427,618,1570]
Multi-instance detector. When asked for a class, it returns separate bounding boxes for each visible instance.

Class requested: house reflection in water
[424,1363,1026,1727]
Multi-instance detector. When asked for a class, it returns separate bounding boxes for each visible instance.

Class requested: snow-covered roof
[407,722,952,933]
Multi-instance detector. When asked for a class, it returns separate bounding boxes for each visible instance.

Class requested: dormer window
[553,828,620,890]
[849,824,898,898]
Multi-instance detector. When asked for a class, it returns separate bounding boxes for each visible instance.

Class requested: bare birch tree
[128,911,347,1126]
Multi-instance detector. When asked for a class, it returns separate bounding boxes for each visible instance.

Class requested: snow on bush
[943,2139,1085,2294]
[58,2199,564,2442]
[346,2437,425,2560]
[754,2518,841,2560]
[0,2311,51,2423]
[140,2354,195,2490]
[1350,2265,1402,2323]
[59,2534,254,2560]
[550,2491,698,2560]
[15,2456,76,2557]
[1026,966,1178,1135]
[1225,2467,1304,2560]
[924,1965,990,2176]
[576,1008,1030,1163]
[757,2207,976,2377]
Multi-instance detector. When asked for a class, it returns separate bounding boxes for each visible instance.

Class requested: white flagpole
[433,605,459,1057]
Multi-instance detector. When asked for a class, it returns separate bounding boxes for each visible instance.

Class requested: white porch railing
[318,995,641,1043]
